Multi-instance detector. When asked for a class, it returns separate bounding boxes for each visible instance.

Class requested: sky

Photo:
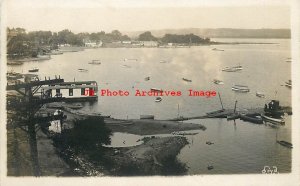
[4,0,291,33]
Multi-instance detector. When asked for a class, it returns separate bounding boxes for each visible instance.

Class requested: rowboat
[212,48,224,51]
[256,92,265,98]
[261,114,285,125]
[240,113,263,124]
[232,85,250,92]
[227,113,240,120]
[155,97,162,102]
[277,140,293,148]
[222,65,242,72]
[7,61,23,65]
[213,79,224,85]
[182,78,192,82]
[285,80,292,88]
[78,68,88,72]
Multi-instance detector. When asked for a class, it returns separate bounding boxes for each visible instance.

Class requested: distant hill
[124,28,290,39]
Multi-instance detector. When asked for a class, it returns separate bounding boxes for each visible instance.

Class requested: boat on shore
[28,67,39,72]
[182,78,192,82]
[88,60,101,65]
[261,114,285,125]
[213,79,224,85]
[232,85,250,92]
[78,68,88,72]
[256,92,265,98]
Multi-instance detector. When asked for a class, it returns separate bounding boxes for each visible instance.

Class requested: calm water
[9,38,292,174]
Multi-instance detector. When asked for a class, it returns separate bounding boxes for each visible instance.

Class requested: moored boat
[155,97,162,102]
[213,79,224,85]
[88,60,101,65]
[7,61,23,65]
[78,68,88,72]
[144,76,150,81]
[227,113,240,120]
[277,140,293,148]
[240,113,263,124]
[285,80,292,88]
[182,78,192,82]
[261,114,285,125]
[232,85,250,92]
[28,67,39,72]
[256,92,265,98]
[150,88,162,92]
[222,65,242,72]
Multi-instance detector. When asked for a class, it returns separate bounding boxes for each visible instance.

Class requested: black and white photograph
[0,0,299,185]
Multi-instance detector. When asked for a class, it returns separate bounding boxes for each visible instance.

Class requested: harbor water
[8,38,292,174]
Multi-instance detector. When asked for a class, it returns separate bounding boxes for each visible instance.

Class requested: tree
[138,31,157,41]
[62,117,112,151]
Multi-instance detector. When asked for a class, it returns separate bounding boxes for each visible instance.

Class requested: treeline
[7,27,210,58]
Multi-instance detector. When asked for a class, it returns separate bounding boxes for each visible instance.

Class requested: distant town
[7,27,211,59]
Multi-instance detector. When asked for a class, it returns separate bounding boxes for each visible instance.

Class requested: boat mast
[177,104,180,118]
[218,92,224,110]
[233,100,238,113]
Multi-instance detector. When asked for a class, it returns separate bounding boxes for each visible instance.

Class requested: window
[81,88,85,95]
[69,89,73,96]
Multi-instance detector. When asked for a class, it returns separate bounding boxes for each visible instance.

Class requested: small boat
[206,141,214,145]
[277,140,293,148]
[213,79,224,85]
[140,115,154,120]
[232,85,250,92]
[285,80,292,88]
[261,114,285,125]
[122,64,131,68]
[206,109,226,115]
[227,113,240,120]
[78,68,88,72]
[256,92,265,98]
[207,165,214,170]
[151,88,162,92]
[88,60,101,65]
[222,65,242,72]
[240,113,263,124]
[28,67,39,72]
[155,97,162,102]
[145,77,150,81]
[212,48,224,51]
[124,58,138,61]
[49,50,63,55]
[182,78,192,82]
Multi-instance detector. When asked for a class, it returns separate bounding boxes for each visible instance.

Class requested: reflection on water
[8,38,292,174]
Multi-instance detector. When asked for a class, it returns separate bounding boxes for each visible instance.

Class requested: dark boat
[277,140,293,148]
[28,67,39,72]
[227,113,240,120]
[155,97,162,102]
[182,78,192,82]
[240,113,263,124]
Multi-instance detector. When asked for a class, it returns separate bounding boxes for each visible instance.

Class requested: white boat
[78,68,88,72]
[151,88,162,92]
[155,97,162,102]
[256,92,265,98]
[222,65,242,72]
[261,114,285,125]
[232,85,250,92]
[213,79,224,85]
